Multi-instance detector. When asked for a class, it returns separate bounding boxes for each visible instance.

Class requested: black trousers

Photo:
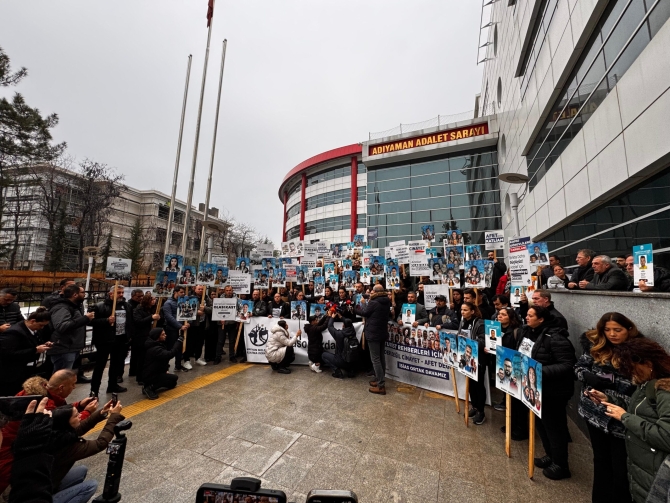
[511,396,529,435]
[148,372,178,392]
[183,324,204,361]
[536,396,570,469]
[469,353,488,412]
[165,331,183,370]
[129,337,147,381]
[91,340,126,393]
[204,323,219,361]
[278,346,295,368]
[115,341,129,378]
[218,323,244,359]
[587,424,632,503]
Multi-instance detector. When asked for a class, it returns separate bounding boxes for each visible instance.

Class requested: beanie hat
[149,328,164,340]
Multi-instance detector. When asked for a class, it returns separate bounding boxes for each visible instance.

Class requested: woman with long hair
[516,306,576,480]
[459,301,486,425]
[130,292,160,385]
[575,312,640,503]
[494,307,523,422]
[591,338,670,503]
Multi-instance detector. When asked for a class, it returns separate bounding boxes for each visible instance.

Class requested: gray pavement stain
[74,361,593,503]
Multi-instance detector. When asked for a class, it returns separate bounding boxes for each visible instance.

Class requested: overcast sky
[1,0,483,245]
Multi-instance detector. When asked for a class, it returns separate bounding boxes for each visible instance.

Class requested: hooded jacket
[327,316,358,359]
[303,315,330,362]
[264,324,297,364]
[0,302,24,327]
[585,266,630,291]
[47,298,89,355]
[142,335,182,384]
[357,291,392,342]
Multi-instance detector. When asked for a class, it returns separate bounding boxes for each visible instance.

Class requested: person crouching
[322,311,357,379]
[141,328,183,400]
[265,320,301,374]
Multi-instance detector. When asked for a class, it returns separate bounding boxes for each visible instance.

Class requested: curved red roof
[278,143,362,200]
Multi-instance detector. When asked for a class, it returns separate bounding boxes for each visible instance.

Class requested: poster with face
[444,245,464,270]
[164,254,183,274]
[235,257,250,273]
[260,258,276,270]
[286,240,303,257]
[527,242,549,266]
[369,256,385,276]
[439,330,459,367]
[295,266,308,285]
[386,265,400,290]
[353,234,365,248]
[342,270,357,291]
[521,355,543,418]
[274,269,287,288]
[290,300,307,321]
[359,267,371,285]
[253,269,269,289]
[213,267,229,286]
[310,267,323,280]
[236,299,254,323]
[197,262,216,285]
[444,264,461,288]
[421,224,435,242]
[446,230,463,245]
[313,276,325,296]
[105,257,132,281]
[457,336,478,380]
[177,296,198,321]
[495,346,522,399]
[484,320,502,353]
[401,304,416,325]
[425,247,439,259]
[342,260,353,272]
[328,274,339,291]
[324,263,335,276]
[178,265,196,285]
[153,271,177,297]
[464,245,482,261]
[464,260,487,288]
[428,257,445,281]
[510,284,527,308]
[310,303,326,319]
[633,244,654,286]
[331,243,345,259]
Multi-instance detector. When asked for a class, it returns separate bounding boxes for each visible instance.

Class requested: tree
[99,230,112,273]
[47,207,67,272]
[121,218,145,276]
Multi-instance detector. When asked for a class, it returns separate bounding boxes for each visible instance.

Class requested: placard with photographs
[313,276,325,296]
[527,242,549,266]
[164,254,184,274]
[281,240,304,257]
[279,257,294,267]
[105,257,132,281]
[153,271,177,297]
[310,267,323,280]
[421,224,435,242]
[444,264,461,288]
[236,299,254,323]
[400,304,416,325]
[495,346,522,398]
[177,296,198,321]
[260,258,276,270]
[340,270,356,291]
[429,257,445,281]
[213,267,229,287]
[342,259,353,272]
[425,247,439,259]
[310,303,327,319]
[384,256,398,273]
[211,297,237,321]
[228,271,251,295]
[521,355,543,418]
[386,265,400,290]
[485,320,502,353]
[331,243,346,259]
[353,234,365,248]
[284,264,297,283]
[633,244,654,286]
[440,330,459,368]
[464,260,488,288]
[295,266,308,285]
[445,229,463,245]
[328,274,339,291]
[510,284,527,308]
[324,263,336,276]
[359,267,371,285]
[369,256,385,276]
[235,257,250,273]
[464,245,482,261]
[253,269,270,289]
[197,262,215,285]
[457,336,479,380]
[273,268,287,288]
[444,245,464,269]
[290,300,307,321]
[178,265,196,285]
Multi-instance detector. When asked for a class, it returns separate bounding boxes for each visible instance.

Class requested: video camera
[196,478,357,503]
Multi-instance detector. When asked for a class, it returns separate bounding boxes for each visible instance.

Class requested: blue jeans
[53,466,98,503]
[51,351,79,372]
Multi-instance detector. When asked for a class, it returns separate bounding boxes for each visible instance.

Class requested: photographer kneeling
[265,320,300,374]
[322,312,358,379]
[142,328,184,400]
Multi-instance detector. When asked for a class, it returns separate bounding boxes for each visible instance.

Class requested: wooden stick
[450,367,460,413]
[111,280,119,317]
[464,377,470,427]
[201,286,207,304]
[152,297,164,328]
[361,331,365,350]
[182,327,188,353]
[233,322,243,355]
[505,394,512,458]
[528,411,536,479]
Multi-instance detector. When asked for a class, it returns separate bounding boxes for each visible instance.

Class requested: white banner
[485,231,505,250]
[211,298,237,321]
[423,285,451,309]
[228,271,251,294]
[301,244,318,268]
[508,237,532,287]
[409,254,430,277]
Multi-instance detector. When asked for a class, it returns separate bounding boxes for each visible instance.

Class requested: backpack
[342,334,360,364]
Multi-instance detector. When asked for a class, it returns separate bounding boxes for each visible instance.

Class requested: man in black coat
[425,295,458,330]
[357,284,392,395]
[517,290,568,330]
[485,251,507,299]
[41,279,75,310]
[48,285,94,372]
[323,313,357,378]
[581,255,629,291]
[267,292,290,319]
[142,328,183,400]
[567,249,596,289]
[0,288,24,333]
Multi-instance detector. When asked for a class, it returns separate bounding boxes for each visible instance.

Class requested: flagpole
[164,55,192,261]
[198,39,227,263]
[181,4,214,260]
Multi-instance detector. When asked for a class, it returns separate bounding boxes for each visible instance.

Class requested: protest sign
[253,269,269,289]
[429,257,445,281]
[444,265,461,288]
[236,299,254,323]
[313,276,325,296]
[329,274,339,290]
[445,229,463,245]
[342,259,353,271]
[213,267,229,287]
[211,297,237,321]
[290,301,307,321]
[324,263,335,276]
[527,242,549,266]
[439,330,459,368]
[457,336,478,380]
[235,257,250,273]
[495,346,522,398]
[521,355,543,418]
[210,254,228,267]
[485,320,501,353]
[633,244,654,286]
[485,230,505,251]
[331,243,345,259]
[464,260,487,288]
[421,225,435,242]
[105,257,132,281]
[273,269,286,288]
[510,285,527,308]
[394,245,410,264]
[400,304,416,325]
[409,254,430,277]
[386,265,400,290]
[283,240,303,257]
[464,245,482,261]
[197,262,215,285]
[408,241,427,253]
[310,303,326,318]
[310,267,323,280]
[178,265,196,285]
[177,296,198,321]
[152,271,177,297]
[508,236,532,289]
[302,244,318,268]
[164,254,183,273]
[353,234,365,247]
[367,228,378,241]
[425,247,439,259]
[342,270,357,290]
[359,268,371,285]
[389,240,406,246]
[369,256,385,275]
[295,266,308,285]
[256,243,274,258]
[444,245,464,269]
[284,264,297,282]
[423,284,450,310]
[228,271,251,294]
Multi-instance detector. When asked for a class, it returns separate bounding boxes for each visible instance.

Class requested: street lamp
[201,220,225,263]
[498,172,529,238]
[82,246,100,310]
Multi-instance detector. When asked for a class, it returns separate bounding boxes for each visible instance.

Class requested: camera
[196,479,358,503]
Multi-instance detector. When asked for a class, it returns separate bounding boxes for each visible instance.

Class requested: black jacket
[143,337,182,385]
[47,298,89,355]
[304,315,330,362]
[585,266,629,291]
[427,305,458,330]
[514,321,577,398]
[477,296,496,320]
[0,302,24,327]
[41,292,62,310]
[132,304,155,345]
[268,300,290,318]
[327,316,358,359]
[252,299,269,317]
[569,263,595,287]
[0,321,39,383]
[357,291,392,342]
[90,298,129,345]
[518,301,568,330]
[500,324,520,350]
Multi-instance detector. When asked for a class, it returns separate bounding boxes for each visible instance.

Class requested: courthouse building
[278,0,670,267]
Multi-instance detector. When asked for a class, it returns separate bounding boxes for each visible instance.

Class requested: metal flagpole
[181,5,214,260]
[198,39,227,262]
[164,55,193,261]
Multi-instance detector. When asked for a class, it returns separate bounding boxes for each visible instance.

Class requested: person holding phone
[0,307,52,397]
[575,313,641,503]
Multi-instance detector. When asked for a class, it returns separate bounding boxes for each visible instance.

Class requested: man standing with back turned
[357,284,391,395]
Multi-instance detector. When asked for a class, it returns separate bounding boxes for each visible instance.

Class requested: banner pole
[450,367,460,413]
[152,298,164,328]
[505,394,512,457]
[111,280,119,319]
[464,377,470,427]
[233,322,243,355]
[528,411,536,479]
[182,327,188,353]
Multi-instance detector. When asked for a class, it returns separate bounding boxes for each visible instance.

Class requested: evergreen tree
[98,231,112,273]
[121,218,145,276]
[47,208,67,272]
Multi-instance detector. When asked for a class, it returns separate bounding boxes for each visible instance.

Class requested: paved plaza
[72,362,594,503]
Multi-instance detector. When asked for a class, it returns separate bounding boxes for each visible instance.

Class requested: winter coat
[47,298,89,355]
[427,305,458,330]
[162,297,183,335]
[0,302,24,327]
[607,379,670,503]
[264,325,297,364]
[546,275,569,289]
[40,292,62,310]
[569,262,595,286]
[0,321,40,383]
[518,301,568,330]
[357,292,392,342]
[459,316,486,382]
[142,337,182,385]
[303,315,330,362]
[396,302,429,325]
[327,316,358,359]
[646,455,670,503]
[252,299,269,317]
[500,324,520,350]
[132,304,155,346]
[268,300,290,318]
[574,333,636,438]
[90,297,129,345]
[514,321,576,399]
[584,266,630,291]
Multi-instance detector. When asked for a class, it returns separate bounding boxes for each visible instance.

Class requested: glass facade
[307,165,351,186]
[526,0,670,190]
[519,0,560,99]
[367,148,501,249]
[543,166,670,269]
[285,213,367,240]
[286,202,301,220]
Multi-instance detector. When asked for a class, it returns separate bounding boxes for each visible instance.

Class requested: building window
[288,183,301,198]
[193,239,201,251]
[286,202,301,220]
[306,165,351,186]
[171,231,182,248]
[158,204,169,220]
[358,163,367,173]
[286,225,301,240]
[357,185,367,199]
[173,210,184,224]
[155,228,167,242]
[357,214,367,228]
[526,0,669,190]
[519,0,559,99]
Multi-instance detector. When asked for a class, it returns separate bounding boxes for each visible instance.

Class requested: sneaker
[277,367,291,374]
[473,411,486,425]
[142,386,159,400]
[182,360,193,370]
[534,456,552,469]
[310,363,322,373]
[543,464,571,480]
[494,401,506,411]
[468,408,478,418]
[195,358,207,366]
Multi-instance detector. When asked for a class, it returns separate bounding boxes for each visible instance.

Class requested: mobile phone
[306,490,358,503]
[111,393,118,407]
[196,483,287,503]
[0,395,46,421]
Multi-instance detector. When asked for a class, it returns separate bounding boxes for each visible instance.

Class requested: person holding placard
[162,286,189,373]
[425,295,458,330]
[396,291,428,327]
[129,292,160,385]
[459,302,486,425]
[216,286,240,364]
[516,306,576,480]
[267,292,290,319]
[357,285,392,395]
[494,306,523,419]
